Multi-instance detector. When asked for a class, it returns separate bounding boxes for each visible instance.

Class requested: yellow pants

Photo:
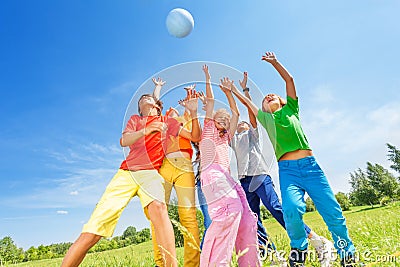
[152,157,200,267]
[82,169,165,237]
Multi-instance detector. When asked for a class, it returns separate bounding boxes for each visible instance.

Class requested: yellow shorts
[82,169,165,237]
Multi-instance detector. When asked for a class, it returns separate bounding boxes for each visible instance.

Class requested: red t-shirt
[120,115,181,171]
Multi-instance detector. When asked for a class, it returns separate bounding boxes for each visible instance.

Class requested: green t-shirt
[256,96,311,160]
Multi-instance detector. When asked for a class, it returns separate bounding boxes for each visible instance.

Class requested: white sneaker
[312,236,335,267]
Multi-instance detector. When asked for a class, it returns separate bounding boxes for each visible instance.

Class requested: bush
[335,192,351,211]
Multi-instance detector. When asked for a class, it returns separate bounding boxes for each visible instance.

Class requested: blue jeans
[279,156,355,258]
[240,175,312,250]
[196,179,212,249]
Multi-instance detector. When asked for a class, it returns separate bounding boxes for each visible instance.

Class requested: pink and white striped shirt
[200,119,232,172]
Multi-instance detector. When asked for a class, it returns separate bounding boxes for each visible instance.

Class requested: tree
[387,143,400,176]
[335,192,351,211]
[0,236,23,264]
[366,162,398,200]
[136,228,150,243]
[25,246,39,261]
[122,226,137,240]
[349,168,378,206]
[350,163,399,206]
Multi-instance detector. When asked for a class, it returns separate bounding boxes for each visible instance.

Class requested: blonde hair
[213,108,231,120]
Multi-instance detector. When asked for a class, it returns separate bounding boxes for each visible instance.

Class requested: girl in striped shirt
[199,65,260,267]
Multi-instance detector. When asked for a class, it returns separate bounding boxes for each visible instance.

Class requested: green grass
[7,203,400,267]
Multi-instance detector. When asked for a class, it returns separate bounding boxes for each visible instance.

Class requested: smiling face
[237,121,250,133]
[262,93,285,113]
[213,109,231,131]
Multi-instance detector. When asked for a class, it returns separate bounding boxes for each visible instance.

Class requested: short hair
[213,108,231,120]
[262,94,286,112]
[137,94,163,116]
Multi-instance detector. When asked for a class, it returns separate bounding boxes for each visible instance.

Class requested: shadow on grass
[348,205,382,213]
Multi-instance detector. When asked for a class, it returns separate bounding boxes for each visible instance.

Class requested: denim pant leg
[255,175,286,228]
[252,175,312,237]
[301,157,356,258]
[196,180,212,249]
[240,177,270,249]
[278,162,309,250]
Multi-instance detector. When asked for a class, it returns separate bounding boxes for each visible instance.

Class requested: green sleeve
[286,96,299,114]
[256,109,273,131]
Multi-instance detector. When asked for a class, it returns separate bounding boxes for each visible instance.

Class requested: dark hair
[137,94,163,116]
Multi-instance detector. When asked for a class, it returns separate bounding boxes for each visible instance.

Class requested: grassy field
[7,203,400,267]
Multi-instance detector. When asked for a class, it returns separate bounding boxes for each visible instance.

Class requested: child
[231,52,358,267]
[151,79,201,267]
[199,65,260,267]
[61,93,200,267]
[232,71,335,267]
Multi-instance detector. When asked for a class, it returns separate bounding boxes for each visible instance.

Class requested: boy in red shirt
[61,93,200,267]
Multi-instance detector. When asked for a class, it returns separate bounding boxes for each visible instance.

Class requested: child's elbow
[120,138,126,147]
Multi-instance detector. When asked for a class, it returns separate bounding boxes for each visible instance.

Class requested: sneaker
[288,248,307,267]
[313,237,334,267]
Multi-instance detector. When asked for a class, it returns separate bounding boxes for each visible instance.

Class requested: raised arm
[202,65,214,120]
[239,71,257,128]
[183,84,196,113]
[152,77,166,100]
[231,82,259,118]
[178,91,201,142]
[220,77,239,137]
[261,51,296,99]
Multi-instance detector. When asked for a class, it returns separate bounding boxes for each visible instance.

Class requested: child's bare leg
[60,232,101,267]
[148,200,178,267]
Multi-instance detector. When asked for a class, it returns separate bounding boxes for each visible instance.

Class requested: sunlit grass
[7,203,400,267]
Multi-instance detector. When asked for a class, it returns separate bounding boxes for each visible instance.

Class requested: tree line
[0,226,150,265]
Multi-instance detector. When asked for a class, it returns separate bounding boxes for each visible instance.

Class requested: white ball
[166,8,194,38]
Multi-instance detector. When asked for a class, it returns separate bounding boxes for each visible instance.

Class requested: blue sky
[1,0,399,250]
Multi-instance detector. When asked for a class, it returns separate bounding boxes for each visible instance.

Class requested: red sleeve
[166,117,181,136]
[122,115,137,134]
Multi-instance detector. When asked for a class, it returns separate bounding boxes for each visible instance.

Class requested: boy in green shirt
[231,52,359,267]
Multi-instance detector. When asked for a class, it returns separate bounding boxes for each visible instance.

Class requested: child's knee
[148,200,167,216]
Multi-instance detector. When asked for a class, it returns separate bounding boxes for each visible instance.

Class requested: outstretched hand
[179,90,198,113]
[239,71,248,89]
[202,64,210,80]
[197,91,207,111]
[261,51,277,64]
[184,84,197,98]
[152,77,166,87]
[219,77,234,94]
